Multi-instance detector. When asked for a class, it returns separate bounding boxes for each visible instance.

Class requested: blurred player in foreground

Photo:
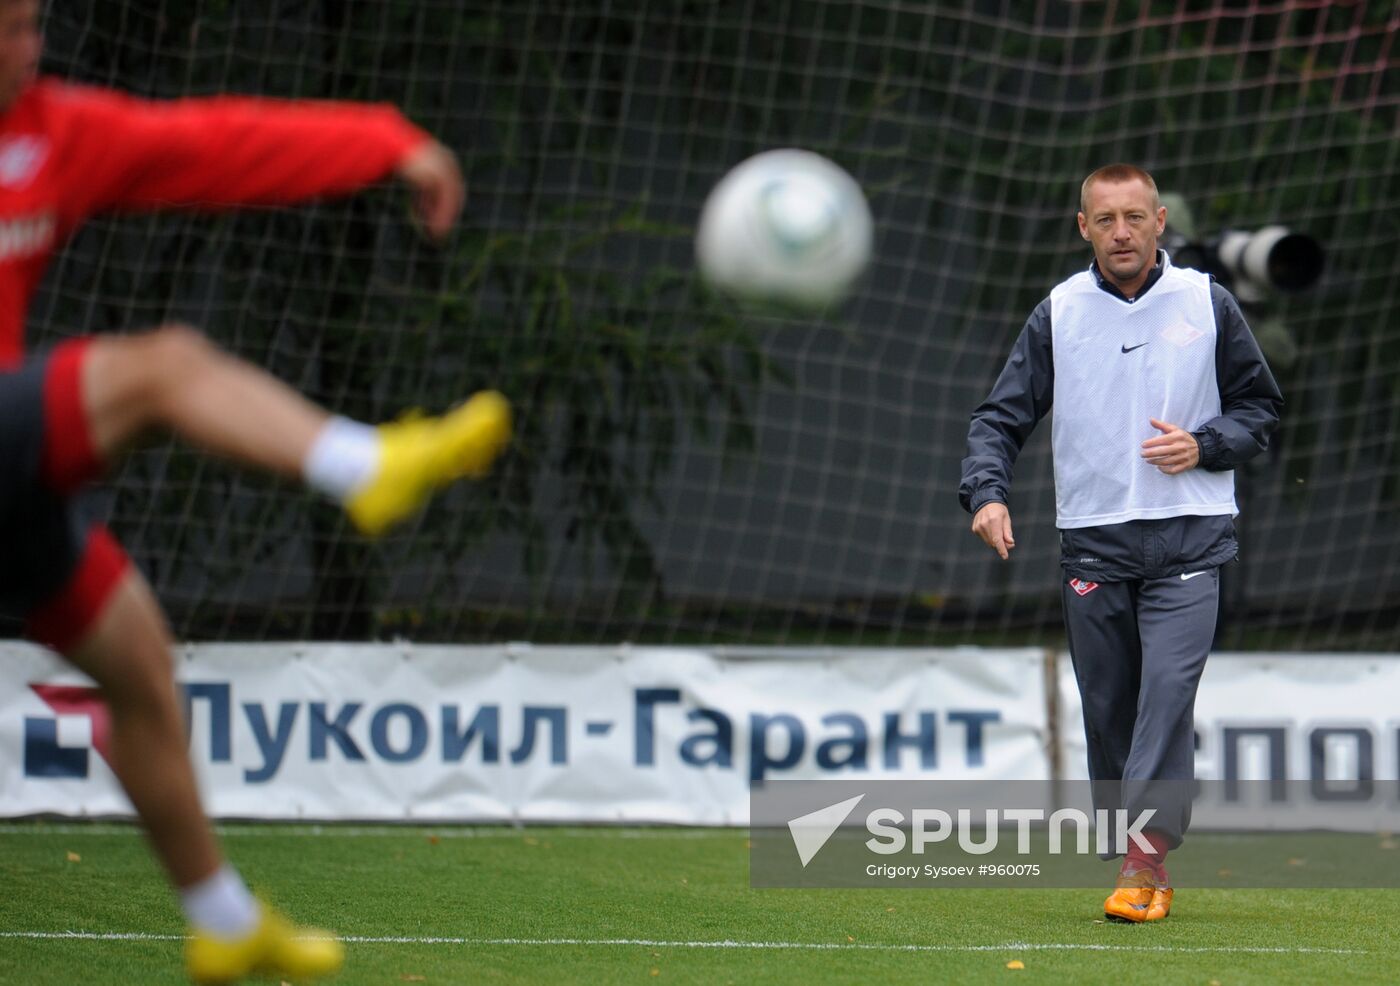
[959,164,1281,922]
[0,1,509,981]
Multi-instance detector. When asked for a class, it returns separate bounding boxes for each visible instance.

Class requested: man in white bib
[959,164,1282,923]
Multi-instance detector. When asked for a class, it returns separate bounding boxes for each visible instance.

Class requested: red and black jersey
[0,78,429,367]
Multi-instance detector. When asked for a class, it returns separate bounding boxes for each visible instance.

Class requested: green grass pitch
[2,823,1398,985]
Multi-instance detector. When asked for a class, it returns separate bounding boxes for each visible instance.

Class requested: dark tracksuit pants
[1061,565,1220,851]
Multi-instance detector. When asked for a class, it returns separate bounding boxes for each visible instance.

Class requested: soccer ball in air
[696,149,873,311]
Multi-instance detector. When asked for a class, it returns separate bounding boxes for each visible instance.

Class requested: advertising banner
[2,643,1051,823]
[1058,652,1400,830]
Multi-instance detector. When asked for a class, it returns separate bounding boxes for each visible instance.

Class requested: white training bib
[1050,256,1236,528]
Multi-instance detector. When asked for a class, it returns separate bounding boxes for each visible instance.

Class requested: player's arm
[1190,284,1284,471]
[959,299,1054,557]
[54,82,460,238]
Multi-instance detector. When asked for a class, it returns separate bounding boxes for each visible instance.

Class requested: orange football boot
[1146,883,1173,921]
[1103,866,1155,923]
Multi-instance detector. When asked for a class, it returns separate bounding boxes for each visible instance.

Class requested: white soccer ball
[696,149,872,311]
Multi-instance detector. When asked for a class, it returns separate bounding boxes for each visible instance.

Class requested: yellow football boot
[185,905,343,983]
[1103,867,1156,923]
[1146,884,1173,921]
[346,390,512,536]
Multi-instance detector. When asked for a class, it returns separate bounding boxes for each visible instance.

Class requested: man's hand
[971,502,1016,560]
[396,140,464,242]
[1141,418,1201,475]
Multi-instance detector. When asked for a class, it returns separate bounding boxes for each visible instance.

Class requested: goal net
[30,1,1398,650]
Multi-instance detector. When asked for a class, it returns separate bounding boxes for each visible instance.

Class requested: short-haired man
[959,163,1282,922]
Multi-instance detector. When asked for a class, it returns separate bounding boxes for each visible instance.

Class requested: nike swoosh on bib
[1121,342,1149,353]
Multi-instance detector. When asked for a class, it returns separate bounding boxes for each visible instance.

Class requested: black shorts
[0,339,128,650]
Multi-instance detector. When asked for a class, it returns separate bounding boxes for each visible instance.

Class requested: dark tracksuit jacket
[958,251,1283,848]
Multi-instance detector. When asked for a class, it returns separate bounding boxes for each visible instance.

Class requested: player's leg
[1122,567,1218,850]
[66,326,510,534]
[42,558,343,982]
[1102,567,1218,923]
[59,566,223,887]
[1124,568,1217,786]
[1061,577,1141,789]
[1061,577,1162,921]
[77,326,325,479]
[19,340,340,980]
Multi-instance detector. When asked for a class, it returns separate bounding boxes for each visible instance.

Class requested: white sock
[180,865,260,937]
[303,416,381,501]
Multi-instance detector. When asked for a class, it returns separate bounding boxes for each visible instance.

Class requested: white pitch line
[0,932,185,941]
[0,932,1364,955]
[0,824,737,840]
[340,937,1366,956]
